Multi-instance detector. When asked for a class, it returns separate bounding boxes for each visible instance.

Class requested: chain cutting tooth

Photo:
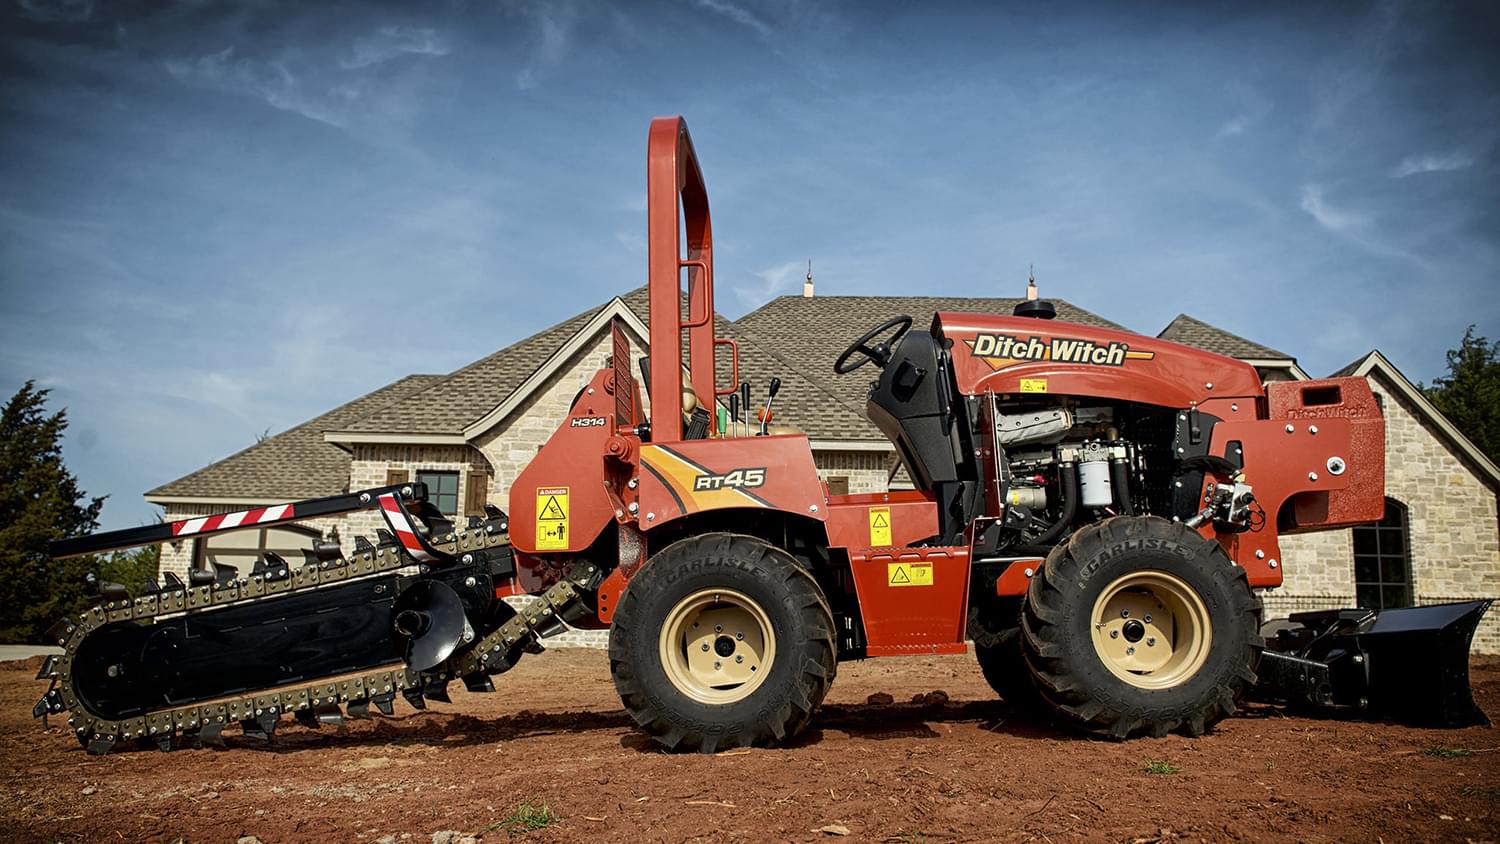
[371,694,396,716]
[162,572,186,591]
[197,721,226,748]
[295,709,321,729]
[462,674,495,693]
[85,735,115,755]
[423,680,451,703]
[34,654,58,680]
[345,699,371,719]
[314,703,344,726]
[401,687,426,710]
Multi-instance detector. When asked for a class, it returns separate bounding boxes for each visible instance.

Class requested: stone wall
[813,449,896,495]
[156,502,342,582]
[1272,373,1500,653]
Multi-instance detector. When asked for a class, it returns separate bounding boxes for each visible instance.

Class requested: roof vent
[1013,299,1056,319]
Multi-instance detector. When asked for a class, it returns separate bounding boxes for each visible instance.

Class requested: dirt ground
[1,650,1497,844]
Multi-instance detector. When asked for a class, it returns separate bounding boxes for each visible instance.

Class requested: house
[145,288,1500,652]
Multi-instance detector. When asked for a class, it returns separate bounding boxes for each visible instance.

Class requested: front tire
[1020,516,1262,738]
[609,533,836,752]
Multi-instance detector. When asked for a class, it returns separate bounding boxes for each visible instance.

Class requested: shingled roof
[734,295,1122,415]
[146,374,442,502]
[1158,314,1291,360]
[336,288,654,436]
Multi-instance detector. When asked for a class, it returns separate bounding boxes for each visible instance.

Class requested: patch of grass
[488,801,554,837]
[1423,746,1475,758]
[1142,759,1182,775]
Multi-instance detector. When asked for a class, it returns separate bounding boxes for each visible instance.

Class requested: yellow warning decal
[535,486,570,550]
[869,507,892,547]
[1020,378,1048,393]
[887,562,933,587]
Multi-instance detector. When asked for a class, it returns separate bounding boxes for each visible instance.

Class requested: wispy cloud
[17,0,93,23]
[733,260,803,308]
[694,0,772,37]
[165,47,346,127]
[514,2,578,90]
[1299,184,1367,232]
[1392,152,1474,178]
[341,26,450,70]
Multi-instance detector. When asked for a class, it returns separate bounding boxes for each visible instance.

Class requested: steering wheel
[834,315,913,374]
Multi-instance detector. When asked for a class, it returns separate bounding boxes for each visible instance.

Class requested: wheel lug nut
[1144,614,1153,623]
[715,625,722,633]
[1147,637,1156,647]
[1121,610,1130,618]
[736,632,744,640]
[735,655,743,663]
[713,661,721,670]
[701,643,710,652]
[1110,630,1119,639]
[1126,647,1136,655]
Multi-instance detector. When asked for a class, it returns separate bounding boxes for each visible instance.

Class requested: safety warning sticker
[887,562,933,587]
[535,486,570,550]
[1020,378,1048,393]
[868,506,892,547]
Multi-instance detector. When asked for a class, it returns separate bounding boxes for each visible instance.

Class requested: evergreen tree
[1424,327,1500,465]
[0,382,105,642]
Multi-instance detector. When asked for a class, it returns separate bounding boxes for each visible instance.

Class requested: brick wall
[345,444,493,553]
[157,502,342,581]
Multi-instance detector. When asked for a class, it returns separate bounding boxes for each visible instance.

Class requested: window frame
[416,469,461,517]
[1352,497,1414,610]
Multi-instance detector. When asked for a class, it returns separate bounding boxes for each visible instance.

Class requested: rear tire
[1020,516,1262,738]
[609,533,836,752]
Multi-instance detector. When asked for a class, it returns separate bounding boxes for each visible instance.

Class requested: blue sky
[2,0,1497,530]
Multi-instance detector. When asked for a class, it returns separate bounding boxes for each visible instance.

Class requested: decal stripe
[170,503,297,537]
[642,446,772,510]
[640,457,688,515]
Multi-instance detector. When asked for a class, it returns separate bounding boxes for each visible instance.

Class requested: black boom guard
[1254,599,1492,727]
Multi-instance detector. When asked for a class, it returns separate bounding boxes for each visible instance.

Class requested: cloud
[341,26,450,70]
[513,2,578,90]
[1217,115,1252,137]
[17,0,93,23]
[1299,184,1367,233]
[1392,152,1474,178]
[694,0,772,37]
[733,260,804,307]
[165,46,347,127]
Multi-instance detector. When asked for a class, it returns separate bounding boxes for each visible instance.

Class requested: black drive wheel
[609,533,837,752]
[1020,516,1262,738]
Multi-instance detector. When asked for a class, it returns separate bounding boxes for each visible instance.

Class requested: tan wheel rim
[1090,571,1211,689]
[658,588,776,704]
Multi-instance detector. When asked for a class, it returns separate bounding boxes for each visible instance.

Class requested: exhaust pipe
[1254,599,1491,728]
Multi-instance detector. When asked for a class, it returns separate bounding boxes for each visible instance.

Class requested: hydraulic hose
[1030,462,1079,546]
[1110,458,1135,516]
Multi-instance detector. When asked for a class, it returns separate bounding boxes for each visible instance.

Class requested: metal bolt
[1231,403,1239,412]
[461,554,474,565]
[714,625,723,633]
[1023,567,1034,578]
[1144,614,1152,623]
[1146,637,1156,647]
[1205,382,1214,390]
[1285,424,1295,433]
[1269,559,1278,569]
[1174,480,1183,488]
[1126,647,1136,655]
[1308,472,1318,481]
[628,501,639,514]
[735,655,744,664]
[464,576,477,588]
[1110,630,1119,639]
[647,513,655,521]
[628,477,639,489]
[1352,654,1364,664]
[1309,425,1319,435]
[701,643,710,652]
[360,493,371,504]
[1121,609,1130,618]
[736,632,744,640]
[713,661,722,670]
[401,485,413,498]
[587,387,595,395]
[809,504,819,513]
[1256,549,1265,559]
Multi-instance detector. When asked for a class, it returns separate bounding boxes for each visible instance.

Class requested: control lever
[757,377,782,436]
[739,381,750,423]
[727,392,740,435]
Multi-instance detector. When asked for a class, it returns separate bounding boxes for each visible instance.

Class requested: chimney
[802,259,814,298]
[1026,264,1038,301]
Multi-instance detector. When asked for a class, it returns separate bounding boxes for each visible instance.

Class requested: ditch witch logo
[966,332,1155,371]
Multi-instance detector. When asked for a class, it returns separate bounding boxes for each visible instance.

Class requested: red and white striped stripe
[172,503,294,537]
[378,493,438,563]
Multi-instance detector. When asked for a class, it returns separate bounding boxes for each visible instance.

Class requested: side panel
[847,546,971,655]
[509,369,618,554]
[939,313,1264,405]
[825,491,940,551]
[637,435,827,527]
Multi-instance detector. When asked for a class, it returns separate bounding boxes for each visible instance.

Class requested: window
[826,476,850,496]
[417,470,460,517]
[196,522,323,576]
[1353,497,1413,609]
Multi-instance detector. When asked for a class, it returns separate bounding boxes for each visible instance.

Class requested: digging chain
[33,523,599,753]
